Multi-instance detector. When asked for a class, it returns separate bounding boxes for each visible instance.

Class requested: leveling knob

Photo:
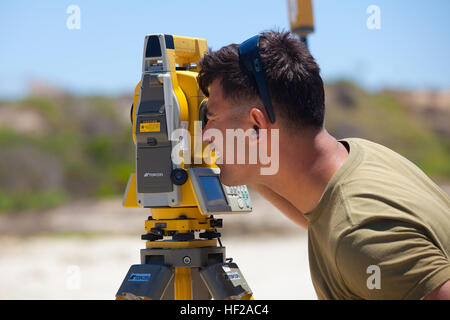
[170,168,188,185]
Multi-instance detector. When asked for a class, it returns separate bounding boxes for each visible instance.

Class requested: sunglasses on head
[238,35,276,124]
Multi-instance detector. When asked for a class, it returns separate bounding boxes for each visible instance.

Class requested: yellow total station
[117,34,253,300]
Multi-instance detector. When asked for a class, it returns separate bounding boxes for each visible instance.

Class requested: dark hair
[197,31,325,129]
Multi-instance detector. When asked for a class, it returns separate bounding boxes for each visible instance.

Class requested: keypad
[225,185,251,209]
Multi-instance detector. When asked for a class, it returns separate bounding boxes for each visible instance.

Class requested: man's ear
[248,107,269,145]
[249,107,269,131]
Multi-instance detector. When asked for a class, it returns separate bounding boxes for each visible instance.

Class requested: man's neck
[258,128,349,214]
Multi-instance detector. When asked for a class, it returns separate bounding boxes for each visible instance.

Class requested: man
[197,31,450,299]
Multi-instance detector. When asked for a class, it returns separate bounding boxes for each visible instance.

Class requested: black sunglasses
[238,35,276,123]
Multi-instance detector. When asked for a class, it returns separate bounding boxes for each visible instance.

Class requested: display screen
[198,176,227,206]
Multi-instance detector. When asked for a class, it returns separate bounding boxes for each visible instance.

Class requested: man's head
[197,30,325,185]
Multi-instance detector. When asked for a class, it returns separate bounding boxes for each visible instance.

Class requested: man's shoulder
[337,137,447,217]
[307,137,426,233]
[340,137,438,179]
[340,137,414,169]
[308,138,450,299]
[338,138,442,199]
[308,136,449,248]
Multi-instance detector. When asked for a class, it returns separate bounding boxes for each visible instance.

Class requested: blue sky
[0,0,449,98]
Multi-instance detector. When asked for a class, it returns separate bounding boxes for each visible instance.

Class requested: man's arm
[424,280,450,300]
[250,184,308,229]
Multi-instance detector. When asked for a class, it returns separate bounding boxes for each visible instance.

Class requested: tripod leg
[159,267,211,299]
[174,267,192,300]
[191,267,212,299]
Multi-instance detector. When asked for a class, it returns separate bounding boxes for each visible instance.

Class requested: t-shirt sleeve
[335,220,450,300]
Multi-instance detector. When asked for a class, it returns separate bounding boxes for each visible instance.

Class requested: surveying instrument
[289,0,314,48]
[116,34,254,300]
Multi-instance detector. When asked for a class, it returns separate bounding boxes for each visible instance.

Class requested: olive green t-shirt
[304,138,450,300]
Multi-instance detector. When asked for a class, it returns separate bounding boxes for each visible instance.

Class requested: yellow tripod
[117,206,253,300]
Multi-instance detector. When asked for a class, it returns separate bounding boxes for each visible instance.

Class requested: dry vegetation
[0,80,448,215]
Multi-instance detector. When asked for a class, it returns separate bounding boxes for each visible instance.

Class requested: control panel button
[237,198,244,209]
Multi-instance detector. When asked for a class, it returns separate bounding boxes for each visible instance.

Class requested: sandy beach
[0,192,317,300]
